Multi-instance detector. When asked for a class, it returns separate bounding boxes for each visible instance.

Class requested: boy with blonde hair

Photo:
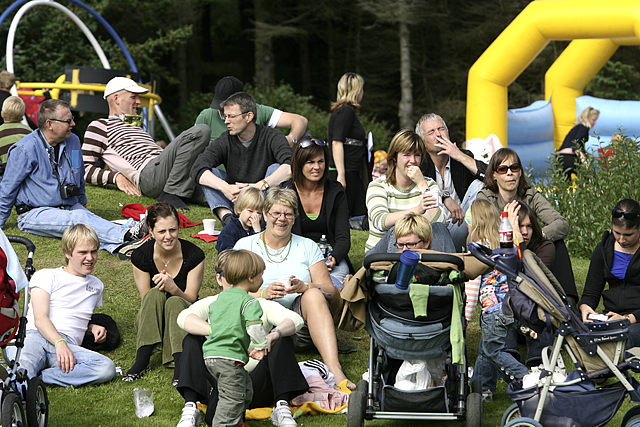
[205,249,271,427]
[0,96,31,164]
[394,212,433,252]
[216,187,265,252]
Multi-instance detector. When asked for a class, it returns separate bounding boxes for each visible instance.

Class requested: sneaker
[270,400,296,427]
[116,234,151,260]
[128,218,149,240]
[177,402,202,427]
[482,389,493,402]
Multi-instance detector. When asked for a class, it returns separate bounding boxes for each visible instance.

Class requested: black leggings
[556,153,579,180]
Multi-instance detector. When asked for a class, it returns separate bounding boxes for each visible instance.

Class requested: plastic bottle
[499,211,513,248]
[319,235,329,259]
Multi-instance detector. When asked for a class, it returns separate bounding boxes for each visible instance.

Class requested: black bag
[81,313,121,352]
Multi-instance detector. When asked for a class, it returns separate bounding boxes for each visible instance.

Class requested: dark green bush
[536,134,640,259]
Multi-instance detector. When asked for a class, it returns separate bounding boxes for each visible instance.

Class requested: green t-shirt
[195,104,279,142]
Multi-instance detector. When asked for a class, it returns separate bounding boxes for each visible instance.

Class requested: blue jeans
[472,309,529,392]
[202,164,280,214]
[8,330,116,387]
[445,179,484,252]
[330,258,350,290]
[17,203,129,253]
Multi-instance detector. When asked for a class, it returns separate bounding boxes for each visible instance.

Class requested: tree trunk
[398,19,413,129]
[254,0,275,88]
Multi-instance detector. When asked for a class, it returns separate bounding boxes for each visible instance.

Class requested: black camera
[60,183,81,199]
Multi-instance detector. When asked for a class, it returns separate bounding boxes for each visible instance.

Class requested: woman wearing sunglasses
[579,199,640,347]
[234,187,354,389]
[280,136,352,286]
[328,72,369,217]
[477,148,577,302]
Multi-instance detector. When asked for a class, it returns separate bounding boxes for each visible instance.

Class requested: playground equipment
[467,0,640,174]
[0,0,175,139]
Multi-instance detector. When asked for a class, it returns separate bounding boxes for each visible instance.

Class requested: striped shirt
[83,118,162,188]
[365,175,444,251]
[0,123,32,162]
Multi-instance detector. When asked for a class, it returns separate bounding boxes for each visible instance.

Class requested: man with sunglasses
[191,92,293,225]
[0,99,147,256]
[195,76,308,146]
[83,77,211,210]
[415,113,488,252]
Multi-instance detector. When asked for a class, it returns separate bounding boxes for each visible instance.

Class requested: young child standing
[204,249,270,427]
[216,187,264,252]
[465,200,528,401]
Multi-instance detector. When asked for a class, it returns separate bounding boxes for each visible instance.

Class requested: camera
[60,183,81,199]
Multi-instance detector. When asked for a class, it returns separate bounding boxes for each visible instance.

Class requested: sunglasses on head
[496,163,521,174]
[299,137,326,148]
[612,208,640,220]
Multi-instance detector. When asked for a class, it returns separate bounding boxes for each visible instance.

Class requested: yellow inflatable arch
[466,0,640,148]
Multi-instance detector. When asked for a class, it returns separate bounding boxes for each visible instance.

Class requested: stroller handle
[363,251,464,270]
[7,235,36,279]
[468,242,519,280]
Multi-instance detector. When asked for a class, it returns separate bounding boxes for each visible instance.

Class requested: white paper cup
[203,218,216,235]
[277,276,291,289]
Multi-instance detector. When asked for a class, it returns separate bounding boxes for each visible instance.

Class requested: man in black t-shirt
[190,92,292,224]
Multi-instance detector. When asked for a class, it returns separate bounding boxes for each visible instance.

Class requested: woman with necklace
[234,187,354,389]
[580,199,640,348]
[123,203,205,381]
[280,136,352,287]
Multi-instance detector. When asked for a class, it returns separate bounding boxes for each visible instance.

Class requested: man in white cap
[82,77,211,209]
[195,76,308,146]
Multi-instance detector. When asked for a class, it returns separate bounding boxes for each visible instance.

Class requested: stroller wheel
[505,417,543,427]
[501,403,520,427]
[622,405,640,427]
[26,376,48,427]
[347,380,367,427]
[466,392,482,427]
[2,391,25,427]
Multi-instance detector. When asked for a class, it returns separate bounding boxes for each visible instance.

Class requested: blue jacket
[0,130,87,228]
[216,214,257,253]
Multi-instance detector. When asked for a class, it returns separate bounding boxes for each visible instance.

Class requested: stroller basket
[382,383,448,413]
[507,380,628,427]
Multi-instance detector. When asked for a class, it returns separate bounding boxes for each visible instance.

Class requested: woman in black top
[281,136,352,287]
[556,106,599,179]
[328,72,368,217]
[123,203,205,381]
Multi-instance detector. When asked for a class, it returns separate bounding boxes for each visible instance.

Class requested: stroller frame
[348,251,483,427]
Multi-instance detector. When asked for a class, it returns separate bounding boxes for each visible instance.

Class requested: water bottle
[395,250,420,290]
[319,235,329,259]
[499,211,513,248]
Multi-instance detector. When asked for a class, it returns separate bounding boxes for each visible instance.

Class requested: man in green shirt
[195,76,308,147]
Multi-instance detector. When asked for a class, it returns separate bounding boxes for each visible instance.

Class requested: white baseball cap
[103,77,148,99]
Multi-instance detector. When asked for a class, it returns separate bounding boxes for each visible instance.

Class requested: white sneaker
[177,402,202,427]
[271,400,297,427]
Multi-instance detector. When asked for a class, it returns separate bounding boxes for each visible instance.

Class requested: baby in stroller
[465,200,528,401]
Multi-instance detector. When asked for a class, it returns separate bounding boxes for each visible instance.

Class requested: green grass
[2,184,635,426]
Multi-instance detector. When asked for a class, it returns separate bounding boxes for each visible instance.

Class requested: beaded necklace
[261,232,292,263]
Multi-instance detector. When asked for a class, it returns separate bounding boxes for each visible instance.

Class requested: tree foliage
[585,60,640,101]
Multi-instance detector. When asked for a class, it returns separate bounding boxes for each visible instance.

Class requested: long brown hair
[483,148,531,196]
[385,130,426,186]
[517,202,543,251]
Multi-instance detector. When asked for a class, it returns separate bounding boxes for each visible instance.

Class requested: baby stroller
[0,235,48,427]
[470,243,640,427]
[347,251,484,427]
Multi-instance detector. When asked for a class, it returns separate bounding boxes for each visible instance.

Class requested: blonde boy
[204,249,270,427]
[216,187,265,252]
[394,212,433,252]
[0,96,31,163]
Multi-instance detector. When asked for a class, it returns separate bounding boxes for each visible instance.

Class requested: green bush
[536,134,640,259]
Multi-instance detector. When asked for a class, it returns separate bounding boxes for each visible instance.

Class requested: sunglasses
[299,137,326,148]
[612,208,640,220]
[495,163,521,174]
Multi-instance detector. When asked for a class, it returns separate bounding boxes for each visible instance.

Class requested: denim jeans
[202,164,280,214]
[8,330,116,387]
[17,203,129,253]
[330,258,350,290]
[471,309,529,392]
[445,179,484,252]
[365,221,456,259]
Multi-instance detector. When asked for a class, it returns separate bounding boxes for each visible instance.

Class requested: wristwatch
[442,191,451,202]
[288,134,297,144]
[261,179,270,191]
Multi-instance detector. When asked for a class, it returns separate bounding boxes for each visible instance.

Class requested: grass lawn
[2,184,636,426]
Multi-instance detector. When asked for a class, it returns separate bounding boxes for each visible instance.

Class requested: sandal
[122,366,151,382]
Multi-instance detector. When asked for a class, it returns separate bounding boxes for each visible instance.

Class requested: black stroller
[470,242,640,427]
[0,235,48,427]
[347,251,485,427]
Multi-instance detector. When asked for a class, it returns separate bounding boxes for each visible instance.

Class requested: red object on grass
[120,203,202,228]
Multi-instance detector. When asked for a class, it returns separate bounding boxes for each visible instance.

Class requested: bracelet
[273,327,281,339]
[55,338,67,348]
[305,281,310,290]
[260,288,265,299]
[261,179,269,191]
